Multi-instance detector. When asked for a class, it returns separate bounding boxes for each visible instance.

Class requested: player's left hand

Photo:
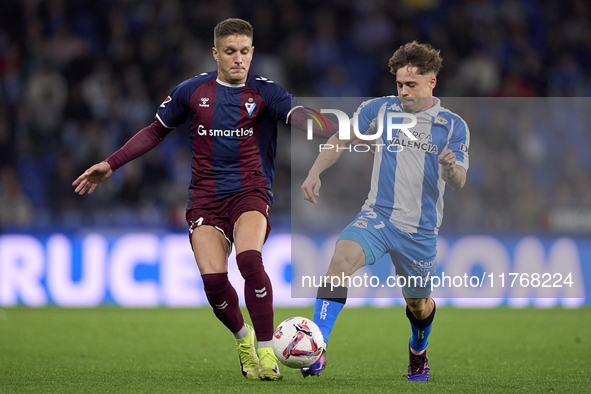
[301,171,321,206]
[72,161,113,195]
[437,148,456,170]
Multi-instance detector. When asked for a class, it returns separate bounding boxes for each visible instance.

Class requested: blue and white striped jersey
[354,96,470,235]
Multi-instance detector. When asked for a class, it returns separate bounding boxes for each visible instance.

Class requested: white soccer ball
[272,316,326,368]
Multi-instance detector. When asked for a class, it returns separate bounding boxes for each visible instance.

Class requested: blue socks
[313,286,348,346]
[313,288,437,354]
[406,301,436,353]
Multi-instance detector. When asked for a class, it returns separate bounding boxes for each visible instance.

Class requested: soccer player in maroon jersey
[73,18,328,381]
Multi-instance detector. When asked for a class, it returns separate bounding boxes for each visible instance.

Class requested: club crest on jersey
[353,219,368,229]
[435,116,448,124]
[199,97,210,107]
[245,100,256,116]
[160,96,172,108]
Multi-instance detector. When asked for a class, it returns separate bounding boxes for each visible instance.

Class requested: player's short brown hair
[388,41,443,76]
[214,18,253,48]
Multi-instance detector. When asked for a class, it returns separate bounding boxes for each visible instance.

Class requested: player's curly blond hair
[388,41,443,76]
[214,18,253,48]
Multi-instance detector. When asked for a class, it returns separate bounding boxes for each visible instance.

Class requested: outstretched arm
[301,129,356,206]
[72,118,172,195]
[72,161,113,195]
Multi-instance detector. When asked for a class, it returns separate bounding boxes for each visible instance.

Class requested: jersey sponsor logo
[245,102,256,116]
[196,124,254,137]
[413,259,436,269]
[389,136,439,154]
[199,97,210,107]
[389,129,432,144]
[160,96,172,108]
[406,130,433,141]
[435,115,448,124]
[460,143,468,152]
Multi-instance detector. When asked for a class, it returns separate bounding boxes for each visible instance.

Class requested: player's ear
[430,76,437,90]
[212,47,218,62]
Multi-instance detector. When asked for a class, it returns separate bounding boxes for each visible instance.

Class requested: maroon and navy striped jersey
[156,71,297,209]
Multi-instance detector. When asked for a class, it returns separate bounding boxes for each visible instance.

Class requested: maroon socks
[237,250,274,342]
[201,272,244,334]
[201,250,274,343]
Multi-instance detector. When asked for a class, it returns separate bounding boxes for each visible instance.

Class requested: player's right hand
[301,172,321,206]
[72,161,113,195]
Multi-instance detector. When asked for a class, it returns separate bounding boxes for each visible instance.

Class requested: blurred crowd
[0,0,590,232]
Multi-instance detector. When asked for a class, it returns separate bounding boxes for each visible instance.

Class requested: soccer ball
[272,317,326,368]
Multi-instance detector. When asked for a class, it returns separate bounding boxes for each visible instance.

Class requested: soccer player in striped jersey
[301,41,470,381]
[73,18,331,381]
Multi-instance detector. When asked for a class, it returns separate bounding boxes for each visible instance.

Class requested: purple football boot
[301,349,327,377]
[407,345,430,381]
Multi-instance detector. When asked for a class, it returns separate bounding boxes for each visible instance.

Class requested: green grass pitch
[1,307,589,393]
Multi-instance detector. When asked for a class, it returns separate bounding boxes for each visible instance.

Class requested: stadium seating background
[1,0,590,233]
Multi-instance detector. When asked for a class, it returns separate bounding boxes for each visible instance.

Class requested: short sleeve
[352,98,394,135]
[448,117,470,170]
[155,80,192,129]
[256,78,298,123]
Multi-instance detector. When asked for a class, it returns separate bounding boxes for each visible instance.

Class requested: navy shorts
[186,188,271,246]
[338,209,437,298]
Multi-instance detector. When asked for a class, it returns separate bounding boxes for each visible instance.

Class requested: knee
[326,240,365,277]
[406,297,427,311]
[236,250,264,279]
[327,254,359,277]
[406,297,434,319]
[202,272,229,294]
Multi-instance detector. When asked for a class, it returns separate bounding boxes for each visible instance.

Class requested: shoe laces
[409,351,426,374]
[237,341,250,355]
[259,348,277,368]
[237,338,257,366]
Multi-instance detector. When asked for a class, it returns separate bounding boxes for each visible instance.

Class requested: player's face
[396,66,436,113]
[213,34,254,85]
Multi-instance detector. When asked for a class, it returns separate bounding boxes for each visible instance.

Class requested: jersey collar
[216,78,245,88]
[422,97,441,117]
